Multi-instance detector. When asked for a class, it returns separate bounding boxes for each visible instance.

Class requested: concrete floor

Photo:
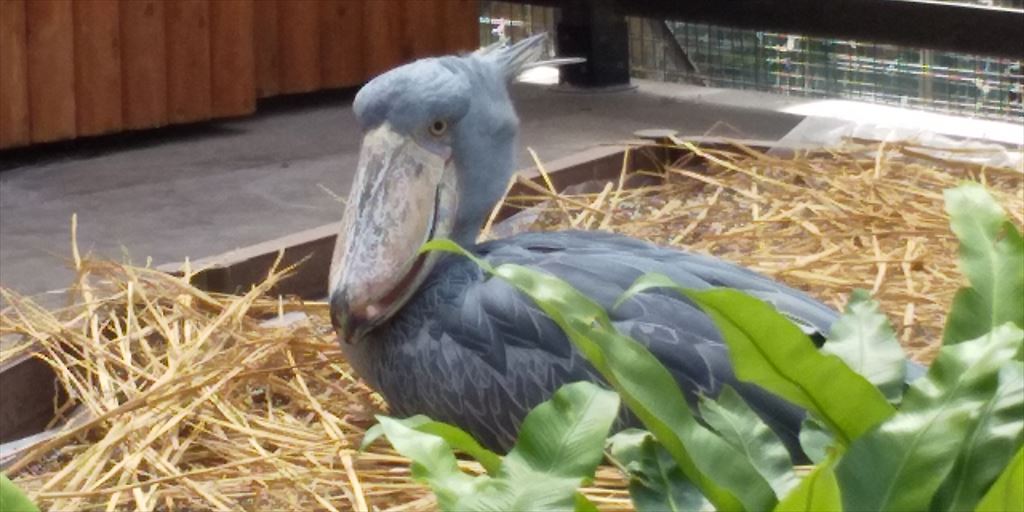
[0,80,811,301]
[7,74,1020,305]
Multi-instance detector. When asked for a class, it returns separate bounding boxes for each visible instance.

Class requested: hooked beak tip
[330,293,383,345]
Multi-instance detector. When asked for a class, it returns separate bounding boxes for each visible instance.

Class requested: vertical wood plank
[442,0,480,53]
[365,0,406,78]
[253,0,280,97]
[277,0,320,94]
[210,0,255,117]
[165,0,211,124]
[404,0,444,60]
[320,0,365,88]
[0,0,30,148]
[26,0,76,143]
[73,0,122,136]
[120,0,168,130]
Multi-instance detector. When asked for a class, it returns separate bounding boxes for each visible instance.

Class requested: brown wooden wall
[0,0,479,150]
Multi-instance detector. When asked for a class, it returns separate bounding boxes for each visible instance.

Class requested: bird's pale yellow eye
[429,120,448,137]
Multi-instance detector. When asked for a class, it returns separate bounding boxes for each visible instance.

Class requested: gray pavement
[0,80,808,300]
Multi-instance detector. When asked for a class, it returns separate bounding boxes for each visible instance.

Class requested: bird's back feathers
[343,230,833,457]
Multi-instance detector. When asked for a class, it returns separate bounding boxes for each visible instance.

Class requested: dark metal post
[556,0,631,88]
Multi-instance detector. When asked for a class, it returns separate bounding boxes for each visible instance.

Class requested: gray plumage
[332,35,894,463]
[341,230,832,458]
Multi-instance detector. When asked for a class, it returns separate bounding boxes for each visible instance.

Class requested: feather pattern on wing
[341,230,830,457]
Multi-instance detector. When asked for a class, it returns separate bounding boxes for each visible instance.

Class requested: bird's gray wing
[478,229,837,336]
[368,252,601,451]
[446,230,834,456]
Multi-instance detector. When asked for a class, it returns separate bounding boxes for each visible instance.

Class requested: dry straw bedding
[1,139,1021,511]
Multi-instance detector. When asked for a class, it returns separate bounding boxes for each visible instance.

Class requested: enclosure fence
[481,1,1024,122]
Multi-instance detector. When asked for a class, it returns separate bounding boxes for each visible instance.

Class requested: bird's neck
[448,156,516,249]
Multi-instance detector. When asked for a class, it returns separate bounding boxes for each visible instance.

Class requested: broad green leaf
[836,323,1024,512]
[699,386,799,497]
[607,429,705,512]
[375,382,621,512]
[942,184,1024,344]
[823,289,907,402]
[460,382,621,512]
[362,415,503,474]
[975,446,1024,512]
[575,493,600,512]
[797,418,833,464]
[454,474,586,512]
[501,381,620,481]
[773,450,841,512]
[932,362,1024,511]
[428,238,768,509]
[490,263,776,512]
[0,474,39,512]
[375,416,484,510]
[622,274,895,445]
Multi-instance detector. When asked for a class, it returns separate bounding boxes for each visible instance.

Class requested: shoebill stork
[330,35,847,458]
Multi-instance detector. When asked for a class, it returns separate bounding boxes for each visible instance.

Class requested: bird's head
[330,34,554,344]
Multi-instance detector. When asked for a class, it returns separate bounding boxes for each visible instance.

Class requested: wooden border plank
[210,0,256,118]
[165,0,212,124]
[159,221,343,299]
[253,0,280,98]
[320,0,365,88]
[0,0,30,148]
[277,0,320,94]
[26,0,76,143]
[73,0,123,137]
[0,350,67,445]
[120,0,169,130]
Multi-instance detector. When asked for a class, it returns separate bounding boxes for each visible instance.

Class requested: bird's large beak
[329,123,458,343]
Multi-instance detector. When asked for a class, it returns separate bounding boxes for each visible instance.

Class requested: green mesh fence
[480,1,1024,122]
[633,20,1023,121]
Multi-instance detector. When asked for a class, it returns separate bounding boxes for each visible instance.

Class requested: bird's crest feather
[477,33,585,81]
